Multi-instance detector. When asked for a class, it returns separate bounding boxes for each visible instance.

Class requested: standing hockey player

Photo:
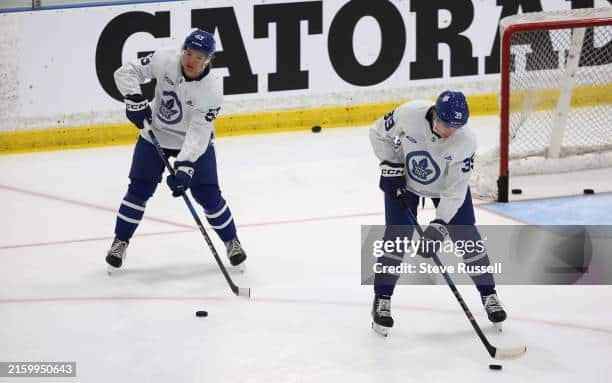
[369,90,506,336]
[105,29,247,272]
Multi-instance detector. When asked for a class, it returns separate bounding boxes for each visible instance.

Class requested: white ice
[1,116,611,383]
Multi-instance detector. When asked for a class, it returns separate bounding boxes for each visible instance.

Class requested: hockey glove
[166,161,194,197]
[418,219,449,258]
[124,94,152,130]
[379,161,410,208]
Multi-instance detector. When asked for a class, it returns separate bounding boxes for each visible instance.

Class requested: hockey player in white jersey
[105,29,247,271]
[369,90,506,336]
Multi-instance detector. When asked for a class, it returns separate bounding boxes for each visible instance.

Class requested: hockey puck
[488,364,502,370]
[511,188,522,195]
[583,188,595,194]
[311,125,322,133]
[195,310,208,318]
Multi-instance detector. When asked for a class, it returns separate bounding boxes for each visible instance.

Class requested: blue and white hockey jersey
[370,100,477,223]
[114,49,222,163]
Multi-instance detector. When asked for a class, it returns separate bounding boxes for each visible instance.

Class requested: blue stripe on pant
[113,136,238,243]
[191,186,236,242]
[115,192,147,241]
[374,188,496,297]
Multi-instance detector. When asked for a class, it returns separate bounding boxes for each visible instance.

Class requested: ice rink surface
[1,116,612,382]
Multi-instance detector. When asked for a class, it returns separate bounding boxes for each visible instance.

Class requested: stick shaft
[147,128,247,297]
[404,209,498,357]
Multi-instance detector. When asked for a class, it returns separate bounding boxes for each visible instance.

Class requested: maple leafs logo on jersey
[157,91,183,125]
[159,98,178,119]
[405,151,441,185]
[411,158,433,180]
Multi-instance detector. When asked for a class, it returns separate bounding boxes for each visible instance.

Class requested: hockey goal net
[471,7,612,202]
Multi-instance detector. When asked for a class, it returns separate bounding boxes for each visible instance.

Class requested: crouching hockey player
[105,29,247,272]
[369,90,507,336]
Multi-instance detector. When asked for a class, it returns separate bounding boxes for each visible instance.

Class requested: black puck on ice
[311,125,322,133]
[195,310,208,318]
[489,364,502,370]
[583,188,595,194]
[511,188,522,195]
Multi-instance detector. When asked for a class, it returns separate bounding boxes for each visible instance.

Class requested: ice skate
[371,294,394,337]
[105,237,128,275]
[225,238,247,272]
[482,292,507,331]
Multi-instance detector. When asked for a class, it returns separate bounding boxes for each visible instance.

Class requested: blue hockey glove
[379,161,410,208]
[124,94,152,130]
[418,219,449,258]
[166,161,194,197]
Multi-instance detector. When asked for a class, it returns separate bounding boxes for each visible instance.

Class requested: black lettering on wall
[569,0,594,6]
[192,7,258,95]
[328,0,405,86]
[567,0,612,67]
[580,24,612,67]
[409,0,477,79]
[485,0,546,74]
[96,11,170,102]
[568,0,612,7]
[254,1,322,91]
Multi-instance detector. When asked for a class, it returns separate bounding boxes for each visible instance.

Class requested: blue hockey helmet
[183,29,216,58]
[435,90,469,128]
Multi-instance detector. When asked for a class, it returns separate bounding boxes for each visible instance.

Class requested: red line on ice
[0,183,389,249]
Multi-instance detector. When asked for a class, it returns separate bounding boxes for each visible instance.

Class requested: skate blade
[231,262,246,273]
[493,322,503,332]
[107,265,120,275]
[372,322,390,337]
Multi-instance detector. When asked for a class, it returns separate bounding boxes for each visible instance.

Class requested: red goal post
[487,7,612,202]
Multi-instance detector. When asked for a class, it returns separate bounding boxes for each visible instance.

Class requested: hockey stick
[405,208,525,360]
[146,126,250,298]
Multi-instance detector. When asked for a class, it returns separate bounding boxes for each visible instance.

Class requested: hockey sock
[114,192,146,241]
[204,199,236,242]
[464,250,496,296]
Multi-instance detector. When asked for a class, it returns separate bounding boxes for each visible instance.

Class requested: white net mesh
[472,8,612,200]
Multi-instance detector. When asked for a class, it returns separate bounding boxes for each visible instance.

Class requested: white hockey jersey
[369,100,477,223]
[114,49,223,163]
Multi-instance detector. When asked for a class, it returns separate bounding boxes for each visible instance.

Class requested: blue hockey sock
[114,192,146,241]
[205,199,236,242]
[463,251,496,296]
